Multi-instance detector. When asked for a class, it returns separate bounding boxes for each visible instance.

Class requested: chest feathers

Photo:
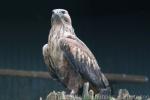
[48,24,73,68]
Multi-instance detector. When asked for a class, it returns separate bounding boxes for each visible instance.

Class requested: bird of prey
[42,9,109,95]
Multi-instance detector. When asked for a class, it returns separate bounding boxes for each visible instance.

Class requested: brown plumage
[42,9,109,94]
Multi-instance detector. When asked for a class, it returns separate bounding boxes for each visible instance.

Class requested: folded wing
[59,37,109,88]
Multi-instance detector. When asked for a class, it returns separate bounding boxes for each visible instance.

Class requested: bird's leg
[65,89,76,95]
[70,90,75,95]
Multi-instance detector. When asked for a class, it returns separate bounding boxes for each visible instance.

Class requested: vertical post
[82,82,89,98]
[39,97,42,100]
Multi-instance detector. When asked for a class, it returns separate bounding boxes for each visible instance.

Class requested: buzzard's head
[51,9,72,26]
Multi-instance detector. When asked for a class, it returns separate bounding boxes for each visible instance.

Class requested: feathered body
[43,9,109,94]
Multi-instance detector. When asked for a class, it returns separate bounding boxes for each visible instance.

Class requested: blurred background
[0,0,150,100]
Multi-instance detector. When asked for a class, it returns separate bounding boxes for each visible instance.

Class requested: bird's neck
[48,23,75,41]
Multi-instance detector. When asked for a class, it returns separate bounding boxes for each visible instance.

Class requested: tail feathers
[99,87,111,97]
[99,72,111,95]
[101,73,109,88]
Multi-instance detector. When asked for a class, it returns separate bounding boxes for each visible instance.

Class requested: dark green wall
[0,0,150,99]
[0,16,150,100]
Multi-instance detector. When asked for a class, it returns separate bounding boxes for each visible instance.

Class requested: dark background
[0,0,150,100]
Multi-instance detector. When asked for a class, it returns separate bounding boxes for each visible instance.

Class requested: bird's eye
[61,11,66,14]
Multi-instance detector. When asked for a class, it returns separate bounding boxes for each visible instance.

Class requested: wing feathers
[59,37,109,88]
[42,44,58,79]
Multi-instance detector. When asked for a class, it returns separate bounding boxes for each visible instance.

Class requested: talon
[70,90,75,95]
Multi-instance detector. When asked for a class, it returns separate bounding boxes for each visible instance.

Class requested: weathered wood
[89,90,94,100]
[0,69,148,83]
[0,69,50,79]
[116,89,135,100]
[46,82,90,100]
[46,82,112,100]
[46,91,57,100]
[82,82,89,98]
[105,73,149,83]
[45,83,150,100]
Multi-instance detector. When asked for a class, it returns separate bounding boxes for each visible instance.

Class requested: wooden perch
[46,82,111,100]
[0,69,148,83]
[45,82,150,100]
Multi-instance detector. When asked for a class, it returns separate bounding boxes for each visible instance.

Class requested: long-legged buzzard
[42,9,110,94]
